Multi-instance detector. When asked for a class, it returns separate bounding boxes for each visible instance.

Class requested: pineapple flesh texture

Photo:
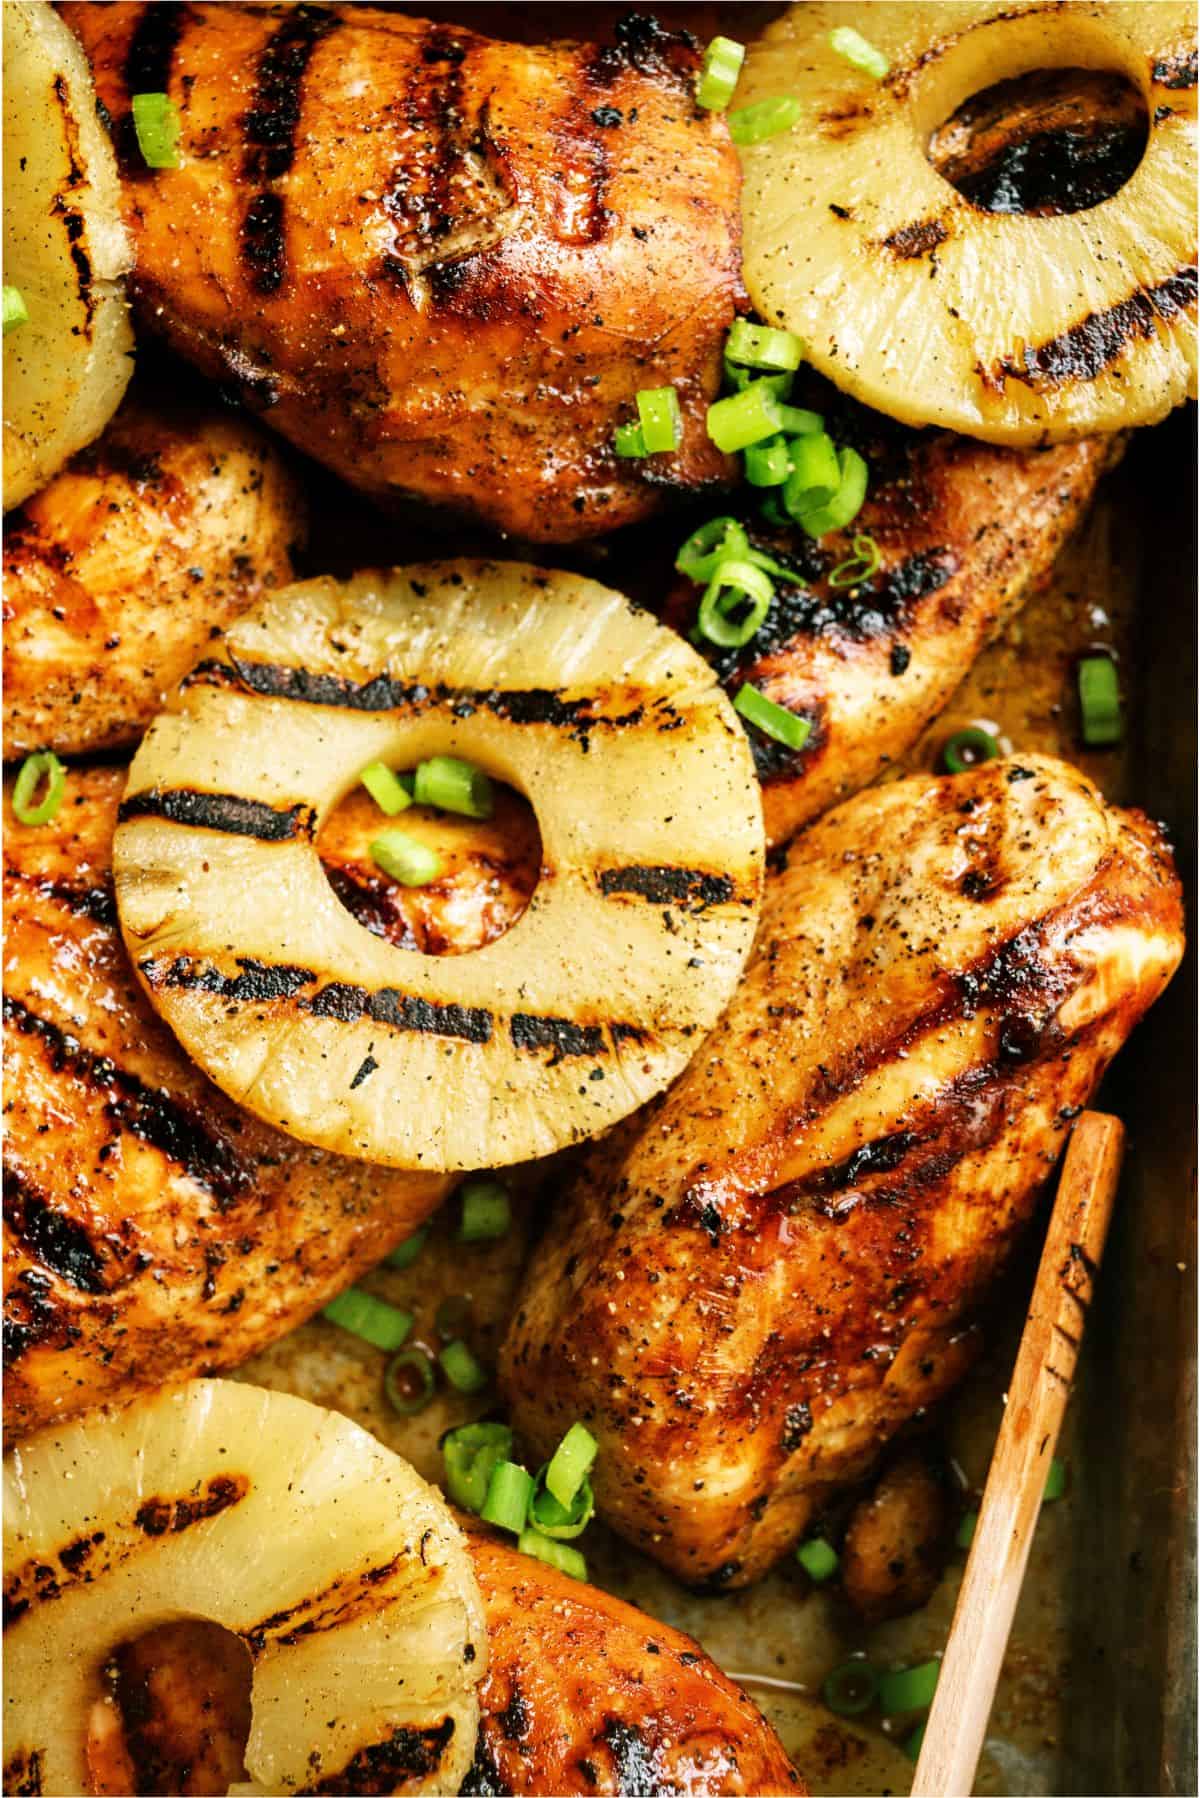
[114,561,765,1173]
[3,1380,486,1796]
[740,1,1197,443]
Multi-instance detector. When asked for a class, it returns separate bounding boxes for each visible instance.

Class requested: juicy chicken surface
[501,756,1184,1586]
[61,2,738,543]
[3,393,305,760]
[839,1450,950,1623]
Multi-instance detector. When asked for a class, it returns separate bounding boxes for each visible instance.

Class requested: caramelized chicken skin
[839,1450,951,1622]
[3,394,304,760]
[502,756,1184,1586]
[61,2,738,543]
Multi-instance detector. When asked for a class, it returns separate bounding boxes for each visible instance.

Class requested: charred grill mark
[141,954,318,1007]
[794,1130,925,1203]
[310,981,494,1044]
[238,4,340,295]
[381,23,468,273]
[598,865,737,908]
[601,1717,660,1792]
[511,1013,605,1062]
[49,196,93,331]
[123,0,189,95]
[1153,47,1198,89]
[883,217,948,257]
[551,88,613,246]
[2,865,117,926]
[240,192,288,297]
[990,266,1198,390]
[2,1749,43,1794]
[587,13,697,85]
[243,1552,405,1654]
[119,788,316,842]
[460,1731,514,1797]
[3,1169,107,1294]
[134,1475,248,1537]
[2,1271,62,1372]
[3,995,256,1209]
[298,1719,454,1794]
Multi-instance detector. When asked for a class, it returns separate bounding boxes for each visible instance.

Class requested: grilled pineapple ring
[740,1,1197,442]
[114,562,764,1172]
[3,1380,486,1797]
[3,0,133,509]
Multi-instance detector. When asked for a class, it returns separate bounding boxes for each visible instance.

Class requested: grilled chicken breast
[501,756,1184,1586]
[3,393,304,760]
[61,2,738,543]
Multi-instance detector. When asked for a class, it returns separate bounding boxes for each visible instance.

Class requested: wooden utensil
[911,1109,1126,1798]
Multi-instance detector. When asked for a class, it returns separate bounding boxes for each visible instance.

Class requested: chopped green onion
[545,1421,598,1508]
[517,1528,588,1581]
[435,1294,473,1343]
[322,1287,413,1353]
[360,760,412,815]
[904,1721,927,1763]
[744,435,791,487]
[956,1509,978,1550]
[384,1347,436,1415]
[789,445,869,538]
[822,1659,878,1717]
[878,1658,940,1717]
[724,359,792,398]
[725,319,804,373]
[744,543,805,583]
[796,1536,839,1582]
[697,559,774,648]
[458,1178,511,1243]
[760,494,790,529]
[1078,654,1122,747]
[131,91,181,168]
[706,383,784,453]
[728,96,803,146]
[370,829,442,887]
[942,726,1000,774]
[676,516,748,582]
[385,1225,429,1270]
[734,683,811,752]
[830,25,890,81]
[3,285,29,335]
[1043,1457,1066,1501]
[439,1337,489,1394]
[414,754,494,819]
[529,1470,595,1540]
[481,1460,535,1534]
[696,35,745,111]
[11,751,66,827]
[614,421,648,458]
[636,385,683,453]
[786,431,840,499]
[828,532,882,588]
[778,404,823,435]
[442,1421,512,1512]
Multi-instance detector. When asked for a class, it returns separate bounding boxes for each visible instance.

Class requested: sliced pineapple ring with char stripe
[740,1,1196,443]
[114,562,765,1172]
[3,1379,485,1797]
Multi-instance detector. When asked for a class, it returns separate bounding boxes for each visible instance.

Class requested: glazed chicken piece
[502,755,1184,1586]
[61,2,738,543]
[3,392,305,760]
[839,1450,951,1622]
[2,765,536,1439]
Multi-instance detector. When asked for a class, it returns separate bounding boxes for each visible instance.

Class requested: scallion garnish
[11,750,66,827]
[734,683,811,752]
[706,381,784,453]
[728,95,803,146]
[370,829,442,887]
[636,385,683,453]
[744,434,791,487]
[516,1528,588,1581]
[676,515,748,582]
[528,1468,595,1541]
[322,1287,413,1352]
[414,754,494,819]
[822,1659,878,1717]
[384,1346,436,1415]
[442,1421,512,1512]
[360,760,412,815]
[942,726,1000,774]
[1043,1457,1066,1501]
[724,359,793,398]
[131,91,181,168]
[788,444,869,538]
[481,1460,535,1534]
[385,1225,429,1270]
[725,319,804,373]
[614,421,648,458]
[795,1536,839,1581]
[829,25,890,81]
[696,35,745,111]
[1078,654,1122,747]
[956,1508,978,1550]
[697,559,774,648]
[439,1337,489,1394]
[828,532,882,588]
[2,285,29,335]
[878,1658,940,1717]
[785,430,840,501]
[904,1721,927,1763]
[778,403,823,436]
[544,1421,598,1508]
[458,1178,511,1243]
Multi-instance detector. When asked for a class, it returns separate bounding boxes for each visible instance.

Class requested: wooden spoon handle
[911,1110,1125,1798]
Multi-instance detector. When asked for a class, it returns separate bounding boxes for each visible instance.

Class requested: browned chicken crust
[61,2,739,543]
[839,1450,950,1623]
[3,393,305,760]
[501,756,1184,1586]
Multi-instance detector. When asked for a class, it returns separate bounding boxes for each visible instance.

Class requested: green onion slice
[481,1460,536,1534]
[414,754,494,820]
[778,404,823,436]
[728,95,803,146]
[790,445,869,539]
[942,726,1000,774]
[706,382,784,454]
[636,385,683,453]
[786,431,840,500]
[734,684,811,752]
[676,516,748,582]
[360,760,412,815]
[442,1421,512,1513]
[745,544,805,583]
[614,421,648,458]
[829,25,890,81]
[11,751,66,827]
[529,1469,595,1541]
[458,1178,511,1243]
[744,435,791,488]
[2,285,29,335]
[696,34,745,111]
[904,1721,927,1764]
[322,1287,413,1353]
[385,1225,429,1270]
[795,1536,839,1582]
[724,359,792,399]
[697,559,774,648]
[131,91,181,168]
[439,1337,489,1394]
[878,1658,940,1717]
[956,1508,978,1550]
[1043,1457,1066,1502]
[384,1347,436,1416]
[435,1294,473,1343]
[517,1528,588,1581]
[725,319,803,373]
[545,1421,599,1508]
[1078,654,1122,747]
[828,532,882,588]
[370,829,443,887]
[822,1659,878,1717]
